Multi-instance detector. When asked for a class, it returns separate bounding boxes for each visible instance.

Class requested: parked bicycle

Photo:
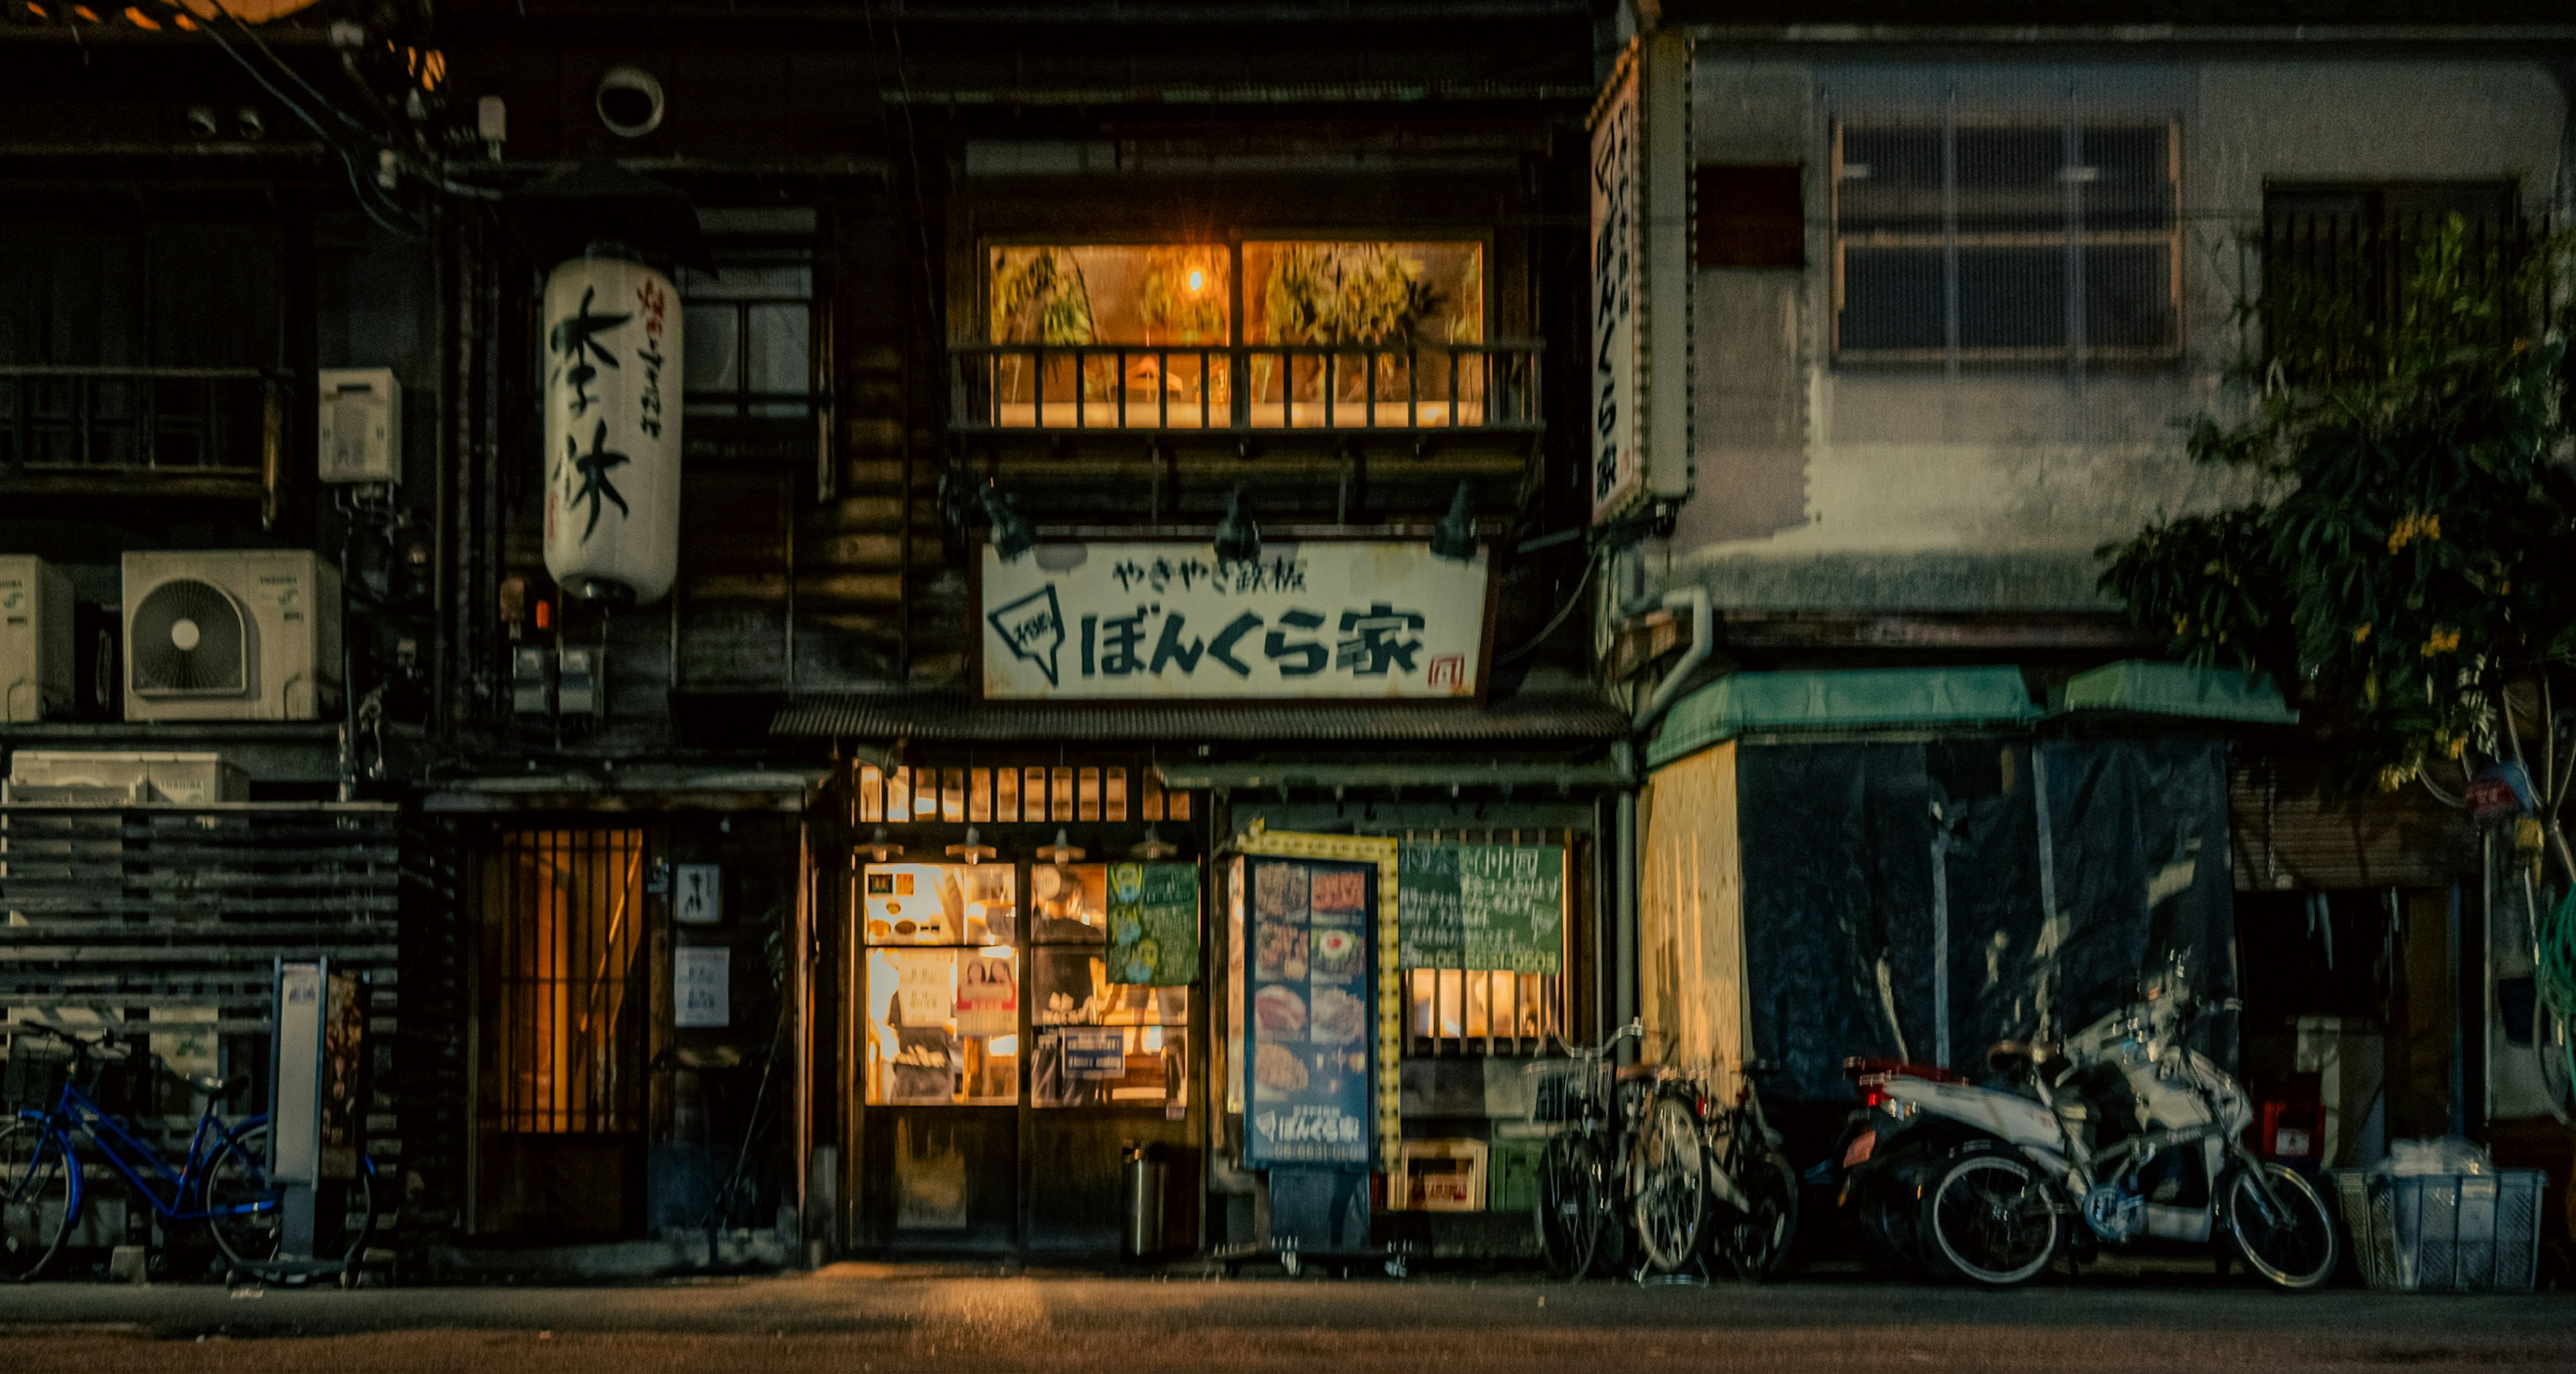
[0,1025,376,1283]
[1529,1019,1646,1280]
[1629,1060,1800,1281]
[1530,1022,1800,1283]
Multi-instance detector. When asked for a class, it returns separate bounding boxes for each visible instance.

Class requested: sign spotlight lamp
[980,484,1036,562]
[1213,484,1260,566]
[1429,480,1479,563]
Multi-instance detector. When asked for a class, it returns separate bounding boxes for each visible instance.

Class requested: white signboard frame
[979,539,1493,701]
[1589,42,1644,523]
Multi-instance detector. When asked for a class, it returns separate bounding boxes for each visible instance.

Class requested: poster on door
[675,945,731,1028]
[1243,856,1374,1167]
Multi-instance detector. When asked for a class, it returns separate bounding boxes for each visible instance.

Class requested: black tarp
[1731,735,2233,1104]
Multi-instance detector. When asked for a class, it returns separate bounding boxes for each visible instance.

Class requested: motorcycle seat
[1986,1039,2063,1073]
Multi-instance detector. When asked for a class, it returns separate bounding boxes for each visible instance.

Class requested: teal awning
[1646,667,2041,768]
[2053,659,2298,725]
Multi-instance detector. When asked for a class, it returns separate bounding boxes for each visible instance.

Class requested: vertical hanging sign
[543,254,683,606]
[1588,41,1643,523]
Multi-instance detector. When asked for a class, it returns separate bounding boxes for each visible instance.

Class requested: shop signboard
[1108,861,1201,986]
[1243,856,1375,1167]
[980,541,1490,700]
[1397,842,1566,974]
[1587,34,1693,525]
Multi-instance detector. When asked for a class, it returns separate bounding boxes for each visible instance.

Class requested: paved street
[3,1267,2573,1373]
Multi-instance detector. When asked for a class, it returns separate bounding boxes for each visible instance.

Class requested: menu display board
[1244,856,1374,1167]
[1395,842,1565,974]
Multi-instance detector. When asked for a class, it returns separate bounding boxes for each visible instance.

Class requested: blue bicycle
[1,1026,376,1282]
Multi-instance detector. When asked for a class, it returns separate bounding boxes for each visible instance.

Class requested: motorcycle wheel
[1717,1149,1801,1283]
[1535,1132,1607,1281]
[1920,1147,2059,1287]
[1856,1145,1939,1277]
[2222,1162,2339,1291]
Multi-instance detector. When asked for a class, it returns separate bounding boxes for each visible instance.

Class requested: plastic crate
[2329,1169,2544,1293]
[1487,1135,1547,1216]
[1393,1139,1488,1212]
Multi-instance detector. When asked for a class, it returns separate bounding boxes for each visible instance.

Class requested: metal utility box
[316,368,402,486]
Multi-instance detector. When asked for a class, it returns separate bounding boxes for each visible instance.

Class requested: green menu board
[1108,861,1200,986]
[1399,842,1564,974]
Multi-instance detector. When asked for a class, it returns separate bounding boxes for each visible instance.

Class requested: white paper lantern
[541,254,681,606]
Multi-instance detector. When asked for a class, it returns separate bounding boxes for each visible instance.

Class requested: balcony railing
[0,368,280,506]
[949,340,1542,435]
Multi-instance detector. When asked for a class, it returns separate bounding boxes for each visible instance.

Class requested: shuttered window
[1833,121,2178,364]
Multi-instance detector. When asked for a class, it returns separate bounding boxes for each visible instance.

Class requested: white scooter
[1862,963,2339,1289]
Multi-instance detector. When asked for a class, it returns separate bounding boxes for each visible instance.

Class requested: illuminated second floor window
[975,240,1493,431]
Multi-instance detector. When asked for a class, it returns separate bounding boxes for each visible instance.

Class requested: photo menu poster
[1243,856,1374,1167]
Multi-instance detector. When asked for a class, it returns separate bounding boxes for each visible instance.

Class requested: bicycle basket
[1529,1059,1603,1125]
[2,1036,70,1112]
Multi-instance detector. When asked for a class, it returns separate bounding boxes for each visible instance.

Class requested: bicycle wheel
[1534,1131,1605,1281]
[205,1127,378,1275]
[2222,1162,2338,1291]
[0,1120,74,1283]
[1717,1149,1801,1283]
[1629,1092,1708,1275]
[1920,1146,2058,1287]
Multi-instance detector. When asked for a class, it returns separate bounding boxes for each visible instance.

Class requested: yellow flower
[2420,628,2461,657]
[2376,764,2412,793]
[2171,613,2190,635]
[2443,735,2467,759]
[2386,512,2443,553]
[2353,623,2373,644]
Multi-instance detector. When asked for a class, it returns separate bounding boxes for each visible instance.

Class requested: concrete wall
[1667,52,2569,613]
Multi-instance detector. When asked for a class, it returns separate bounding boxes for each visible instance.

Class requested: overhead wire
[168,1,429,235]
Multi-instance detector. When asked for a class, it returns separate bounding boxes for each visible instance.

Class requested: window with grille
[1399,829,1577,1057]
[1833,121,2178,364]
[479,831,649,1134]
[682,244,820,419]
[2261,182,2525,384]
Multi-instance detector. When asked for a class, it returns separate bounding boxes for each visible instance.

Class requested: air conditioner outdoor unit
[0,556,75,723]
[5,751,248,804]
[121,550,343,722]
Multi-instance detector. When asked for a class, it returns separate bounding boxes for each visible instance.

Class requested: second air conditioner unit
[0,555,74,723]
[122,550,343,722]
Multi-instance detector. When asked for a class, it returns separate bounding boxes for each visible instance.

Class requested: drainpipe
[1631,584,1711,735]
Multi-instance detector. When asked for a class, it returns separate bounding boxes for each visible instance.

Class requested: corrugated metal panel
[769,692,1628,743]
[2229,760,2478,892]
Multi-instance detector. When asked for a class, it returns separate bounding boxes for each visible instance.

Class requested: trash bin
[1122,1141,1168,1261]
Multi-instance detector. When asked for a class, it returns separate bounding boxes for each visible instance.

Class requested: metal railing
[949,339,1542,435]
[2260,210,2545,383]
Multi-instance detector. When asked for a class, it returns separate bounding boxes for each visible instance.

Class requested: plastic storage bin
[2330,1169,2544,1292]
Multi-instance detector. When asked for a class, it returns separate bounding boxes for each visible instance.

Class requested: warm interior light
[71,4,98,19]
[26,3,50,17]
[122,5,159,26]
[1185,268,1205,293]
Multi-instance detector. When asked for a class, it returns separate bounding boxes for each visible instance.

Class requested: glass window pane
[683,305,739,393]
[862,862,1018,946]
[1051,767,1075,822]
[989,246,1230,347]
[745,302,810,396]
[1167,789,1190,821]
[1957,247,2066,351]
[1141,771,1165,822]
[1839,247,1945,352]
[942,768,966,824]
[1078,768,1101,822]
[1105,768,1128,822]
[865,945,1019,1106]
[1032,1024,1185,1108]
[969,769,992,823]
[859,765,883,824]
[1241,242,1483,347]
[996,766,1020,822]
[1030,863,1109,943]
[1026,768,1049,822]
[886,767,910,821]
[1838,126,1943,234]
